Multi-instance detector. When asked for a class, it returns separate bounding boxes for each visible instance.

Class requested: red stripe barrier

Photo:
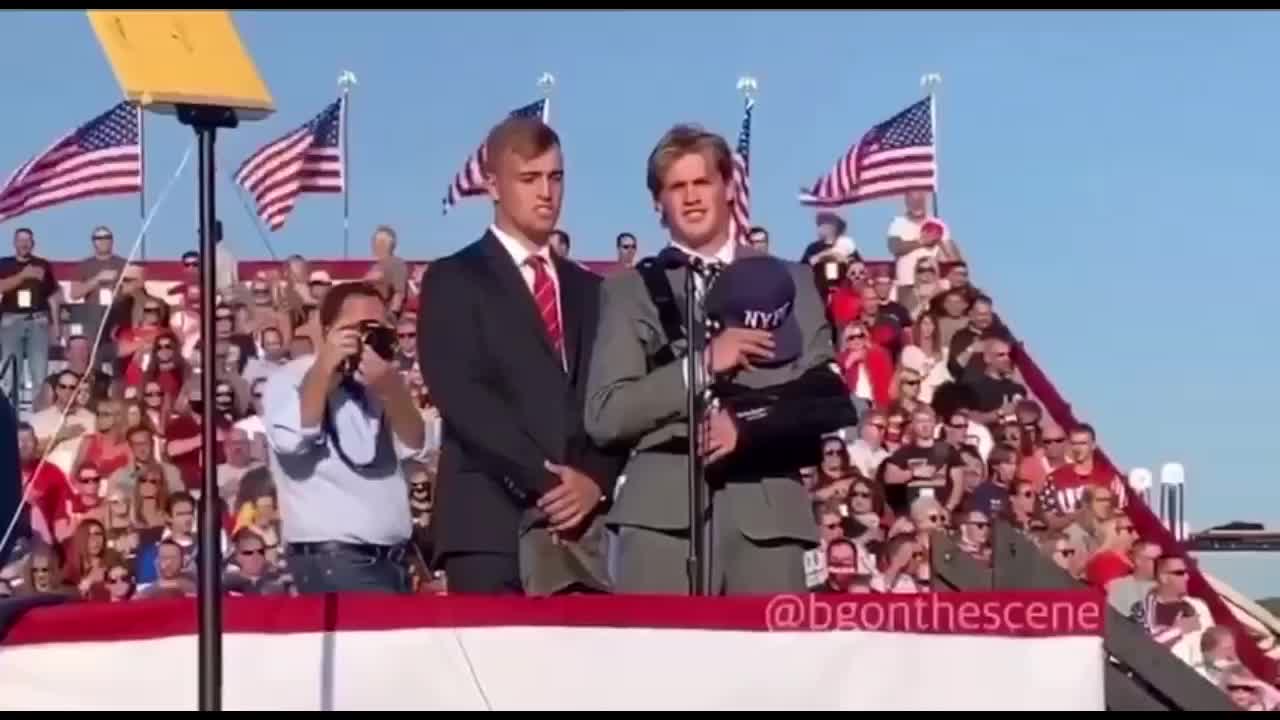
[1013,340,1276,684]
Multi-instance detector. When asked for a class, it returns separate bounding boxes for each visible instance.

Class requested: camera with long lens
[342,320,399,377]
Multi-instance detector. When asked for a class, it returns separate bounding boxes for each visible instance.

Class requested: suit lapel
[479,232,559,364]
[553,257,583,379]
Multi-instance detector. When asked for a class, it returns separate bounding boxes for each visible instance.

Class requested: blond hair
[645,124,734,200]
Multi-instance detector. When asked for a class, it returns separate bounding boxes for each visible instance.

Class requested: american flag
[234,98,344,232]
[441,98,547,215]
[798,96,935,207]
[729,96,754,245]
[0,101,142,223]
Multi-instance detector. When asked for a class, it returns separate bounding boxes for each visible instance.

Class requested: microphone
[655,246,691,269]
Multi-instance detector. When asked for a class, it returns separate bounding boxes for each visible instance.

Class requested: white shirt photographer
[264,354,430,547]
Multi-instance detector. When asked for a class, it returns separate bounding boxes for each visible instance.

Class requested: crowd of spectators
[0,195,1273,708]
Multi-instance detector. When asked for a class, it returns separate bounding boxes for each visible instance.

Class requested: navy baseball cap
[705,256,803,367]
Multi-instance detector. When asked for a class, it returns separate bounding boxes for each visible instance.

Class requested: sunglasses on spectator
[92,234,113,241]
[1164,568,1188,576]
[107,573,130,584]
[1043,437,1066,444]
[1055,547,1075,558]
[1017,491,1034,499]
[823,449,843,457]
[144,390,163,398]
[965,520,990,529]
[79,474,101,484]
[183,258,198,267]
[398,331,416,339]
[143,305,162,313]
[850,490,871,499]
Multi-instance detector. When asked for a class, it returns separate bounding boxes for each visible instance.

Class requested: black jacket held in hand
[714,364,859,477]
[417,231,625,559]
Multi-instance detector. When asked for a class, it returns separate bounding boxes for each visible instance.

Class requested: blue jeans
[0,312,50,404]
[285,544,410,595]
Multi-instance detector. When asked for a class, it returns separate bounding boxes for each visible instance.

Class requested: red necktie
[526,256,563,358]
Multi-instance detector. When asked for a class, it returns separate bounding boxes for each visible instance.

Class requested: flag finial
[737,75,758,102]
[338,70,358,91]
[920,72,942,93]
[537,72,556,98]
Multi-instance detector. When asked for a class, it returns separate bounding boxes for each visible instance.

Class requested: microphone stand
[177,103,238,712]
[685,266,710,596]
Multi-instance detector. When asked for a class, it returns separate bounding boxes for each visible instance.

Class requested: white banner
[0,591,1106,711]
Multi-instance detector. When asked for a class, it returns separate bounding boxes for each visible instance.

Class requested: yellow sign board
[88,10,275,121]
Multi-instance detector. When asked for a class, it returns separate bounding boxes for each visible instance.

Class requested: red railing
[1013,340,1276,683]
[46,259,620,283]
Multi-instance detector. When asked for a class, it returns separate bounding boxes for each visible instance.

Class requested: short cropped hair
[482,116,560,175]
[1069,423,1097,441]
[645,124,734,200]
[318,281,385,330]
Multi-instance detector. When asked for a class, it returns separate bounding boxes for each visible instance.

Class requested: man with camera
[584,124,857,594]
[261,281,428,594]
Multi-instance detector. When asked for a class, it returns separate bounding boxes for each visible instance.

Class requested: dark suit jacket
[417,231,623,561]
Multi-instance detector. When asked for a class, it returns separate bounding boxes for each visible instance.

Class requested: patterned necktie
[526,255,564,358]
[686,255,726,334]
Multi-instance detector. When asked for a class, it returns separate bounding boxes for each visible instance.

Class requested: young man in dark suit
[417,116,621,594]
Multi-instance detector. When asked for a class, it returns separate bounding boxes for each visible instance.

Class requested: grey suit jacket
[584,246,833,543]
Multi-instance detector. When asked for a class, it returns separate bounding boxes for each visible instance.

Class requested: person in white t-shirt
[28,369,96,476]
[234,377,269,464]
[887,190,960,293]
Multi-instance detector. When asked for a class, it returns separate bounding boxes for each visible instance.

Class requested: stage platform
[0,590,1105,710]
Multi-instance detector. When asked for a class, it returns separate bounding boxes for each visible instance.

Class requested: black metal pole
[177,104,238,713]
[685,268,707,596]
[195,121,223,713]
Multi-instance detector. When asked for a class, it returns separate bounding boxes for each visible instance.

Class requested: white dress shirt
[263,355,431,546]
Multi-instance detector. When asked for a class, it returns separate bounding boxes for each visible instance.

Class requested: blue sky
[2,11,1277,592]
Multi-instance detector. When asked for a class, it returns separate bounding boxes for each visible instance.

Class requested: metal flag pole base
[685,267,710,597]
[176,103,239,713]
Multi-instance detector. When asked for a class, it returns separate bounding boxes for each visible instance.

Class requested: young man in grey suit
[584,124,855,594]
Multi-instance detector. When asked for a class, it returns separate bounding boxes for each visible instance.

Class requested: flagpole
[538,71,555,124]
[921,72,942,217]
[138,105,147,260]
[735,75,758,245]
[338,70,357,260]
